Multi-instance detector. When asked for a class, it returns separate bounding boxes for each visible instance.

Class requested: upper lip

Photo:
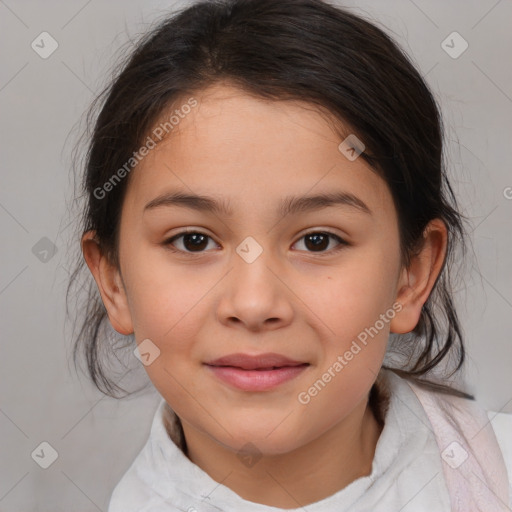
[205,353,308,370]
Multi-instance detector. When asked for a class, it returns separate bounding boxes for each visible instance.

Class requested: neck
[178,396,383,508]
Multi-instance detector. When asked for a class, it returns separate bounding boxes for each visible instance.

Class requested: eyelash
[163,229,348,256]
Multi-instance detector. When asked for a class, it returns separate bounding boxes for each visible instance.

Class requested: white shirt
[108,370,512,511]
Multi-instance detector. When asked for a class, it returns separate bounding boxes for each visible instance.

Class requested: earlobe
[390,219,448,334]
[389,269,423,334]
[81,230,134,335]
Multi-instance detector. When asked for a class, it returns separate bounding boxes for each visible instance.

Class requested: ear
[81,230,134,335]
[390,219,448,334]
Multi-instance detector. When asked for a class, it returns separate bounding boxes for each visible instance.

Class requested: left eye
[164,230,347,254]
[292,231,347,253]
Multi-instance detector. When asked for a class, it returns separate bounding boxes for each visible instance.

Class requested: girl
[69,0,511,510]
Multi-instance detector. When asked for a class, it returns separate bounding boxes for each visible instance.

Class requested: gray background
[0,0,511,510]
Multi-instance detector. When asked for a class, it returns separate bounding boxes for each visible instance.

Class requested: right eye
[163,230,219,254]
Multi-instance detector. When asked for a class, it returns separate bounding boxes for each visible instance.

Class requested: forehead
[122,83,394,220]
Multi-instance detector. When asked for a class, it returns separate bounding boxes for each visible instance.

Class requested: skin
[82,82,447,508]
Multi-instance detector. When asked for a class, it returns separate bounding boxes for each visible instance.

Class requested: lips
[205,352,308,370]
[204,353,310,391]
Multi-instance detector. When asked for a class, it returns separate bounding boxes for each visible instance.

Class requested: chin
[222,434,301,458]
[211,415,307,456]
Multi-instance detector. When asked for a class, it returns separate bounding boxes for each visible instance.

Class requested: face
[114,83,405,455]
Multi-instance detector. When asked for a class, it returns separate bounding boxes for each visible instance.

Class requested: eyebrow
[143,190,372,217]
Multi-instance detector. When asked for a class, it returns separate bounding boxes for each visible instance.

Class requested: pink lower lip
[205,364,309,391]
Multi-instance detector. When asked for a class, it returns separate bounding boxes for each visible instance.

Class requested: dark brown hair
[67,0,471,399]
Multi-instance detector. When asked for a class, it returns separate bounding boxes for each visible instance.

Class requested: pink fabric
[408,381,510,511]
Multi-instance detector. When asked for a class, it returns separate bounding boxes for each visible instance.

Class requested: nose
[216,242,294,332]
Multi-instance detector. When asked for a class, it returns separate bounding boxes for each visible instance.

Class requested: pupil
[184,233,207,251]
[306,233,328,251]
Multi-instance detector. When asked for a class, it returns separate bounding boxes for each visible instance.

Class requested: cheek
[295,272,392,435]
[302,251,399,346]
[124,248,213,340]
[306,280,389,398]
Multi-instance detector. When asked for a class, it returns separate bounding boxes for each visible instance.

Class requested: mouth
[204,353,310,391]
